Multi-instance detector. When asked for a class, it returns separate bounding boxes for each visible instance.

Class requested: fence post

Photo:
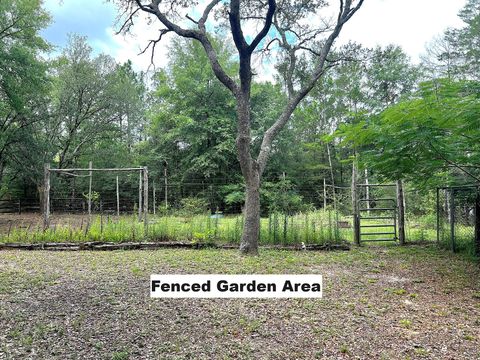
[365,169,370,215]
[138,169,143,221]
[43,163,50,230]
[153,182,156,215]
[475,190,480,257]
[143,166,148,233]
[323,178,327,210]
[351,160,360,245]
[436,187,440,246]
[116,175,120,217]
[164,160,168,209]
[396,180,406,245]
[450,189,455,252]
[88,161,92,217]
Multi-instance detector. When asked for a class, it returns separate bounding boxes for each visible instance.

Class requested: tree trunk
[38,184,44,216]
[240,170,261,255]
[236,90,260,255]
[326,143,337,211]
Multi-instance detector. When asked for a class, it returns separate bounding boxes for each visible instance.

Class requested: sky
[42,0,467,73]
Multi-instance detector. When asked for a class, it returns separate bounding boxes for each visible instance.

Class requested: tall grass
[1,210,475,254]
[0,210,350,246]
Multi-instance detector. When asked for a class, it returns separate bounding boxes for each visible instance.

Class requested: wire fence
[1,174,479,254]
[437,185,479,255]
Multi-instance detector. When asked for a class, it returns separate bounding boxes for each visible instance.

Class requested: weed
[399,319,412,328]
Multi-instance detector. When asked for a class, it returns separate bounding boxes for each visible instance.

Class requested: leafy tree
[365,45,421,109]
[49,35,123,169]
[335,79,480,187]
[115,0,365,254]
[146,38,238,184]
[0,0,50,194]
[423,0,480,80]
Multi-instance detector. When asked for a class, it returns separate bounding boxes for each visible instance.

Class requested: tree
[115,0,365,254]
[49,35,123,169]
[365,45,420,109]
[146,38,238,184]
[422,0,480,80]
[335,79,480,187]
[0,0,50,193]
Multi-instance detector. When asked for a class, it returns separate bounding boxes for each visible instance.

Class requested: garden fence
[437,185,480,255]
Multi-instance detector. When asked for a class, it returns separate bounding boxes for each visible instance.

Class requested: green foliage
[262,180,309,215]
[335,79,480,187]
[179,197,210,216]
[0,0,51,194]
[145,38,238,183]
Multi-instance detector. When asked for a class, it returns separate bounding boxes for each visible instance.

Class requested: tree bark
[240,169,261,254]
[236,91,260,255]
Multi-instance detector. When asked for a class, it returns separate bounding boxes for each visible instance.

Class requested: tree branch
[248,0,276,53]
[257,0,364,174]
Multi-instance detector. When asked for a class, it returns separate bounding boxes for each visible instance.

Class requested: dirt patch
[0,213,92,234]
[0,246,479,359]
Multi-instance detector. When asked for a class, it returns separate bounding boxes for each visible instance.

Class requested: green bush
[179,197,210,216]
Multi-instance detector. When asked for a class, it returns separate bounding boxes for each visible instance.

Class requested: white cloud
[98,13,173,72]
[45,0,467,75]
[337,0,467,62]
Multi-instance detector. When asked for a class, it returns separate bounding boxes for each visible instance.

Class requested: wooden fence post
[396,180,406,245]
[43,163,50,230]
[88,161,92,217]
[116,175,120,217]
[143,166,148,232]
[138,169,142,221]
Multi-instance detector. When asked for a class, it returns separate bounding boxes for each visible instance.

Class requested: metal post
[365,169,370,215]
[164,161,168,209]
[436,187,440,246]
[450,189,455,252]
[143,167,148,232]
[396,180,405,245]
[43,164,50,229]
[351,160,360,245]
[475,189,480,257]
[153,182,156,215]
[138,169,142,221]
[323,178,327,210]
[88,161,92,216]
[116,175,120,217]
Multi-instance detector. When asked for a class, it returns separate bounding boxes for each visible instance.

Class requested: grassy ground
[0,245,479,359]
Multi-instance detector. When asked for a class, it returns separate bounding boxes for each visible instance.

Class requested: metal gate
[357,184,398,243]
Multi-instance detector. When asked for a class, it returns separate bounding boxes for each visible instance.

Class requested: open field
[1,245,479,359]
